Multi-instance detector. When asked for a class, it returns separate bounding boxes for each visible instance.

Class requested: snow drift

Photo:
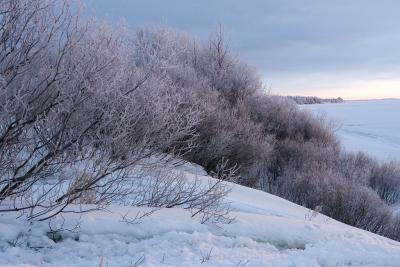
[1,166,400,267]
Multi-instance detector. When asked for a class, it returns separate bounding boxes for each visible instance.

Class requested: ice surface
[303,99,400,161]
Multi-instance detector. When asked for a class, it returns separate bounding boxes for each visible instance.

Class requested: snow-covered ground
[303,99,400,161]
[2,167,400,267]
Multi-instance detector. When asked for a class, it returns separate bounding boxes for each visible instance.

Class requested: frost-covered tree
[0,0,224,221]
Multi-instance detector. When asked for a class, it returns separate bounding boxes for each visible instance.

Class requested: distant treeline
[288,96,344,105]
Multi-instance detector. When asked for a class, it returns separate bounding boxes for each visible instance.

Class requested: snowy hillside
[2,167,400,267]
[304,99,400,161]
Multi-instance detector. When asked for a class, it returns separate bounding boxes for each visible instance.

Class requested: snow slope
[303,99,400,161]
[1,168,400,267]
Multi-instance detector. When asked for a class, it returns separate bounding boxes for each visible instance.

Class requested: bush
[369,161,400,204]
[278,161,393,236]
[337,152,376,185]
[0,0,216,221]
[245,95,337,144]
[184,106,271,187]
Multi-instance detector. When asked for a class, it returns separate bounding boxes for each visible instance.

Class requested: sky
[82,0,400,100]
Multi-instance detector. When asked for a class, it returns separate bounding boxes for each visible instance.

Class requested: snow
[2,168,400,266]
[303,99,400,161]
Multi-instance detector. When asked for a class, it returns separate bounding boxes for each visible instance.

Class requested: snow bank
[1,170,400,266]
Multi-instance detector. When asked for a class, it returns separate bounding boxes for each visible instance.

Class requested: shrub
[184,106,271,187]
[338,152,376,185]
[369,161,400,204]
[0,0,215,221]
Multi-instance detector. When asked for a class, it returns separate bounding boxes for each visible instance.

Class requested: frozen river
[304,99,400,161]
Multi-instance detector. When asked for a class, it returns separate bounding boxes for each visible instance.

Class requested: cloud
[82,0,400,98]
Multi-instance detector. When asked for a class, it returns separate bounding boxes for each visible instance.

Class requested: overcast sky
[82,0,400,100]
